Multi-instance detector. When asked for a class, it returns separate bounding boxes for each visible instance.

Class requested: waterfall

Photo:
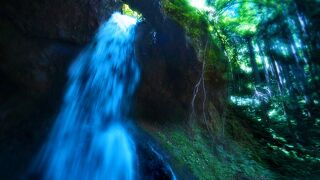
[35,13,139,180]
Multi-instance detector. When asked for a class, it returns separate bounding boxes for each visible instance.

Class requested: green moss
[162,0,208,42]
[157,127,230,179]
[154,124,274,179]
[122,4,143,20]
[161,0,227,78]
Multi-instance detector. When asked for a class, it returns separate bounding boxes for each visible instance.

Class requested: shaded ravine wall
[125,0,228,126]
[0,1,122,178]
[0,0,228,179]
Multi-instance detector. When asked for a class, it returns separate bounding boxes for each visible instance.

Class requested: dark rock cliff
[0,0,121,178]
[134,20,202,123]
[0,0,227,178]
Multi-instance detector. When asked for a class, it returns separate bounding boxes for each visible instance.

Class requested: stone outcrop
[0,1,121,178]
[0,0,227,178]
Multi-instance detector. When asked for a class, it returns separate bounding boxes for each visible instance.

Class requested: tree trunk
[245,36,261,84]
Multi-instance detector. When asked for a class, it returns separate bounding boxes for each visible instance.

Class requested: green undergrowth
[230,106,320,177]
[146,122,275,179]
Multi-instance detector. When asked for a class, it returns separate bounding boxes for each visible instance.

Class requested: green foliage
[155,125,274,179]
[161,0,227,81]
[122,4,143,19]
[162,0,209,43]
[213,0,282,36]
[161,0,320,177]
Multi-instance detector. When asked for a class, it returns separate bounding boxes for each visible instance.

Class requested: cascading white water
[36,13,139,180]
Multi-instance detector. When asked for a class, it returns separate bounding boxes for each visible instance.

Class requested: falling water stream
[35,13,141,180]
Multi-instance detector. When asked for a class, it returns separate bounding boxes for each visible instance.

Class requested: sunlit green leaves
[122,4,143,20]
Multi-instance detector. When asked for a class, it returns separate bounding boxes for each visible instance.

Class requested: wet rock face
[0,0,122,97]
[0,1,121,179]
[0,0,122,106]
[1,0,122,43]
[125,0,227,124]
[130,126,177,180]
[134,20,202,123]
[0,0,226,178]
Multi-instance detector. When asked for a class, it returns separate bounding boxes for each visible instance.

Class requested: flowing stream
[35,13,140,180]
